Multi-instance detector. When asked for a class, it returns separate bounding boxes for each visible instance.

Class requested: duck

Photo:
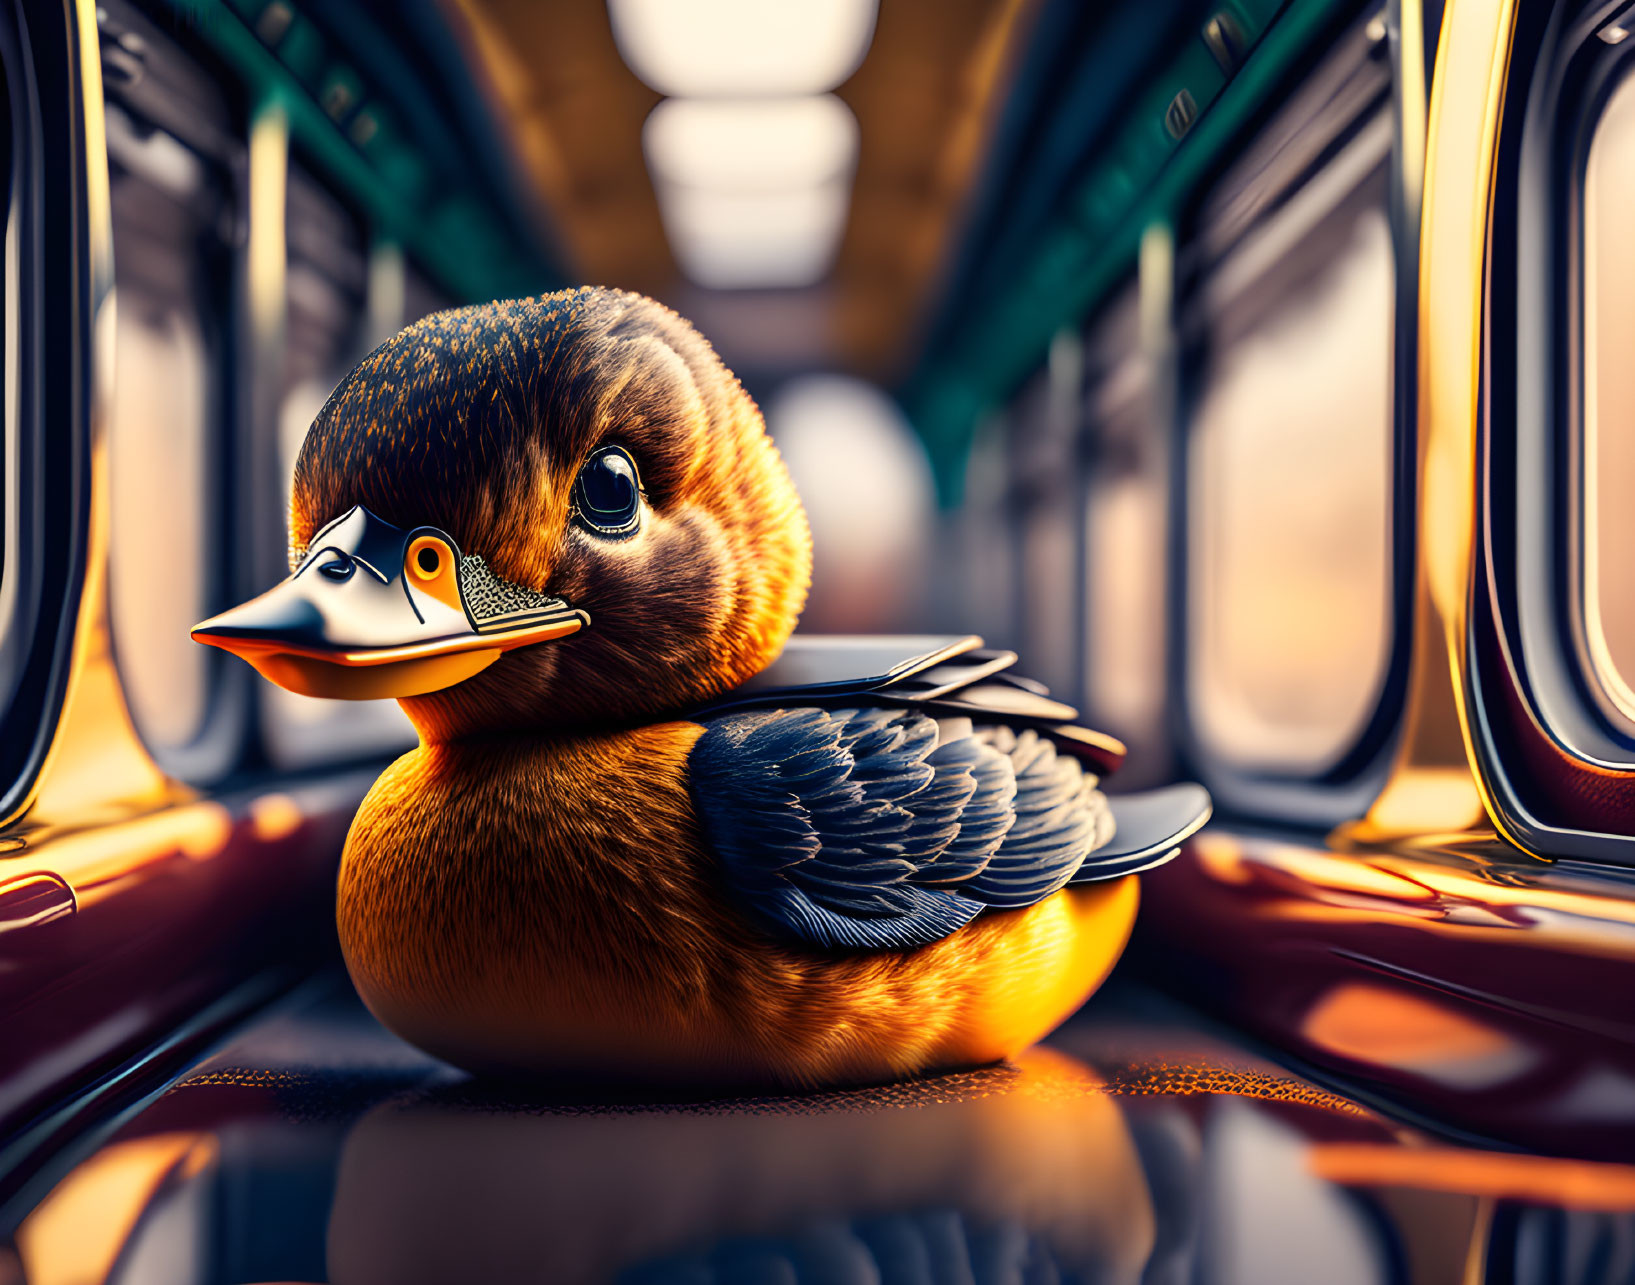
[192,287,1210,1089]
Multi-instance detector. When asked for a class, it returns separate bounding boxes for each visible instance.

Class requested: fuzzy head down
[290,288,812,739]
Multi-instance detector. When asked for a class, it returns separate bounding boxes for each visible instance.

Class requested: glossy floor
[3,974,1631,1285]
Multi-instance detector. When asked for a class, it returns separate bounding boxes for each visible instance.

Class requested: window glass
[1187,134,1394,772]
[264,169,415,766]
[105,103,228,756]
[1583,71,1635,722]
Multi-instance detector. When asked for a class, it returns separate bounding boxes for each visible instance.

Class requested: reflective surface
[1135,828,1635,1162]
[10,969,1635,1284]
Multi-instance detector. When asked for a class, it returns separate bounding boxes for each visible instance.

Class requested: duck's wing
[699,635,1127,776]
[688,705,1210,953]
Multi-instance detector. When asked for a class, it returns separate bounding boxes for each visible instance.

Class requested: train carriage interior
[4,0,1635,1280]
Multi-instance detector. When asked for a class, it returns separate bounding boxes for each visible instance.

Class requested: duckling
[193,288,1209,1089]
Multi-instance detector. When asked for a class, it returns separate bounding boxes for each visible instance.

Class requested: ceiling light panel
[644,97,859,290]
[655,180,852,289]
[643,97,859,189]
[609,0,878,97]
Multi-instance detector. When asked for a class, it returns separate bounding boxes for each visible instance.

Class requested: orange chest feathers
[335,720,755,1075]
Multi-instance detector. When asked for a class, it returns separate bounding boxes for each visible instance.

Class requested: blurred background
[99,0,1419,810]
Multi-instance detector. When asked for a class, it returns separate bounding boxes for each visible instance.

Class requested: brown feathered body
[339,724,1135,1086]
[295,289,1136,1087]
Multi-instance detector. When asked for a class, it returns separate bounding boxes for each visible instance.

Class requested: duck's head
[192,288,812,739]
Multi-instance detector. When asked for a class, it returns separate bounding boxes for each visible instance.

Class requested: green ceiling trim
[158,0,558,304]
[910,0,1354,506]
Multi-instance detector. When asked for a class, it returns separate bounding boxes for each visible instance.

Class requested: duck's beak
[191,506,588,700]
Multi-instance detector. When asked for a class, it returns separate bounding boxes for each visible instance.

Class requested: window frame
[1467,0,1635,862]
[0,1,102,827]
[1169,7,1419,828]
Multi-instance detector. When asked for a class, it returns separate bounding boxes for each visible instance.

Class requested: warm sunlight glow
[609,0,878,97]
[17,1134,214,1285]
[1301,982,1534,1089]
[1309,1146,1635,1210]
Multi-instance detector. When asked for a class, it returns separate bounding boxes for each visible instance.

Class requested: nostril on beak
[318,554,355,582]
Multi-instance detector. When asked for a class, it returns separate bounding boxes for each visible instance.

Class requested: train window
[1082,288,1166,768]
[1582,69,1635,724]
[958,413,1017,652]
[1459,0,1635,858]
[1184,121,1395,776]
[0,0,107,821]
[0,82,12,669]
[105,95,236,764]
[263,166,415,768]
[0,41,24,805]
[1012,349,1080,702]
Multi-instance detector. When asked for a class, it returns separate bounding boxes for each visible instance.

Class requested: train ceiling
[441,0,1041,384]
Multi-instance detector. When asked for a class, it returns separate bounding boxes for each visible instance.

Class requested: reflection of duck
[327,1049,1155,1285]
[193,288,1209,1086]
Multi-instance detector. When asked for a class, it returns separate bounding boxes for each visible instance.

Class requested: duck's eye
[574,446,642,537]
